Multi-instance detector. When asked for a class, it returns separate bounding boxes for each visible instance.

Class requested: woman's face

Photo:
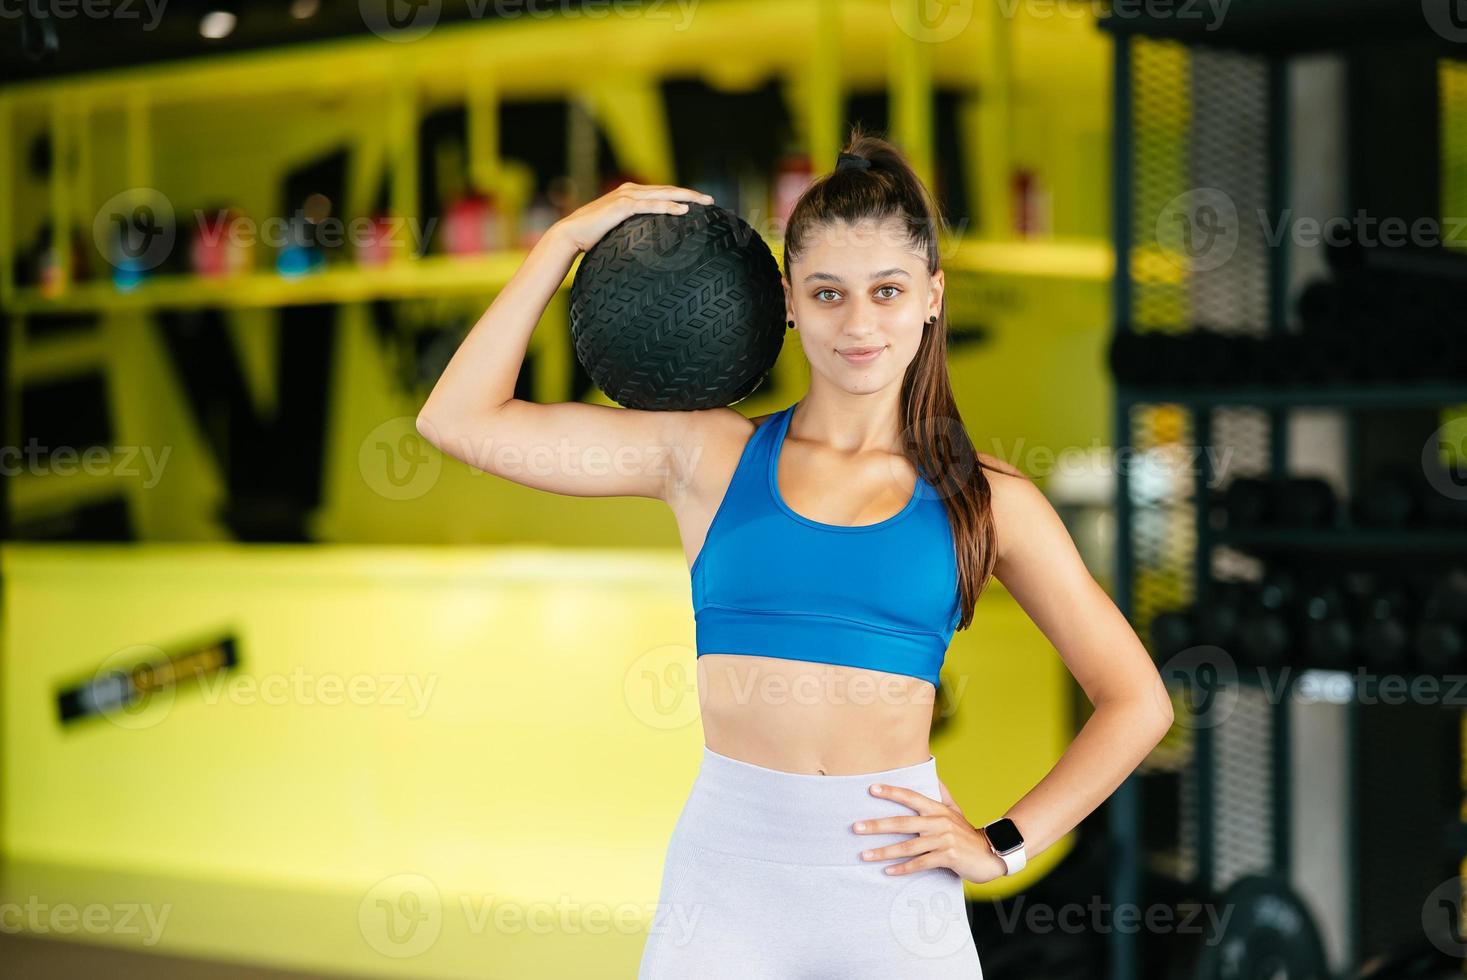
[783,216,944,395]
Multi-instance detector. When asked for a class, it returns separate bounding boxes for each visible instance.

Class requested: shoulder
[678,405,776,444]
[663,405,778,496]
[974,451,1048,563]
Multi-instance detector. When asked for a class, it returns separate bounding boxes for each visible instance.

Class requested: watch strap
[996,842,1027,875]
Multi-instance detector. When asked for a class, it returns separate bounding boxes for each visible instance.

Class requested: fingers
[883,851,950,876]
[868,782,945,816]
[623,184,715,205]
[625,199,693,216]
[852,813,944,836]
[858,830,949,863]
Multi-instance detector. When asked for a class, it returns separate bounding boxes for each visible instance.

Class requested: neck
[789,389,906,456]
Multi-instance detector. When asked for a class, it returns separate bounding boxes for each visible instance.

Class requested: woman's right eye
[815,288,840,302]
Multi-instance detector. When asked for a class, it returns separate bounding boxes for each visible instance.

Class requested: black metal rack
[1102,5,1467,977]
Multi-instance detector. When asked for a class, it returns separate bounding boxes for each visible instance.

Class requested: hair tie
[835,151,871,173]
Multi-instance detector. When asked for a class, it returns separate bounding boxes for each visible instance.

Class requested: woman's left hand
[852,779,1009,884]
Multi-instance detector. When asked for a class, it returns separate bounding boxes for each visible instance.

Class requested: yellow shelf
[4,237,1111,314]
[8,469,132,515]
[6,252,567,314]
[944,236,1113,282]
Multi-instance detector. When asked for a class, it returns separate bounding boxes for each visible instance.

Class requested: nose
[843,305,882,340]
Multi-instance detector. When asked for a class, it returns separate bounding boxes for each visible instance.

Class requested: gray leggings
[638,745,985,979]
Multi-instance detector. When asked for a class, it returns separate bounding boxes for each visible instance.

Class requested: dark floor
[0,934,361,980]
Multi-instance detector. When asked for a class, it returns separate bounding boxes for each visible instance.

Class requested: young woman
[416,128,1173,978]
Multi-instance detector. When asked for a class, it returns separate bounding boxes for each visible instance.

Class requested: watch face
[984,818,1023,853]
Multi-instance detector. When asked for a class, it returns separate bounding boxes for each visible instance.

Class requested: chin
[831,374,895,396]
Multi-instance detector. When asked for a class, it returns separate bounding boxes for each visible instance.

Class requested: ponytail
[780,123,999,630]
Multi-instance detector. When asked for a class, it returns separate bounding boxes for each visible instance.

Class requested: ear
[927,268,945,321]
[781,276,795,321]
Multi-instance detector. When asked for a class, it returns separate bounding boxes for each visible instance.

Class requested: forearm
[995,696,1171,861]
[417,223,581,427]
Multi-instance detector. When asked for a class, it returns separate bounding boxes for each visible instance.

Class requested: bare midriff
[696,652,938,776]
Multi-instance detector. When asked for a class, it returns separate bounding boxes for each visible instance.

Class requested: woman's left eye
[876,285,901,299]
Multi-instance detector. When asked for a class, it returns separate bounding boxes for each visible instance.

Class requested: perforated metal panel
[1124,35,1281,894]
[1210,406,1272,585]
[1130,39,1189,332]
[1212,689,1277,891]
[1189,48,1271,333]
[1127,404,1196,643]
[1445,59,1467,250]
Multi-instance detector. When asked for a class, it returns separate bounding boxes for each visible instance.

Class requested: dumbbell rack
[1101,8,1467,979]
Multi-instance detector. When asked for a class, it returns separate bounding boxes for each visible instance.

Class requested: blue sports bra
[690,400,962,689]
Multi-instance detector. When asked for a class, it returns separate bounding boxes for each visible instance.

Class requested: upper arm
[979,453,1171,722]
[415,398,698,501]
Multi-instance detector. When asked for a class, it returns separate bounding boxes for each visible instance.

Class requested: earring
[787,319,795,330]
[926,316,937,326]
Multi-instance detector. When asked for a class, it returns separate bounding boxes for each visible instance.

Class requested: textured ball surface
[569,202,786,410]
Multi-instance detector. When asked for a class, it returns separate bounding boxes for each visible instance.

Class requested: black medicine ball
[569,202,786,410]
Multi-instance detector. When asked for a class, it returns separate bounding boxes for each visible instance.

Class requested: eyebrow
[802,267,912,285]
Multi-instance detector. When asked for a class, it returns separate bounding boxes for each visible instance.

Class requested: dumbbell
[1297,580,1355,671]
[1219,476,1337,529]
[1236,570,1299,669]
[1345,573,1413,675]
[1352,466,1419,528]
[1163,875,1330,980]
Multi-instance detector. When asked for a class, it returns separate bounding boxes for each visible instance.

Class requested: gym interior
[1,1,1465,977]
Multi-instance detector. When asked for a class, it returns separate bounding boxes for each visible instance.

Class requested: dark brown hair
[780,123,998,630]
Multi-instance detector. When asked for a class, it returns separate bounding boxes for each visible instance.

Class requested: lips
[837,346,886,363]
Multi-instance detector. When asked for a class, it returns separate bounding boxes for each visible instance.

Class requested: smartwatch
[980,817,1026,875]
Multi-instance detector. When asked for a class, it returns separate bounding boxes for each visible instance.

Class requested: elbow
[1149,681,1175,736]
[1155,694,1175,733]
[415,411,443,450]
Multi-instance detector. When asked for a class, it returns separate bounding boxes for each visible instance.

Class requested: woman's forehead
[799,215,910,250]
[788,228,927,280]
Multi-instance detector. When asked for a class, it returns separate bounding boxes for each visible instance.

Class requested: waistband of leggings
[673,744,944,867]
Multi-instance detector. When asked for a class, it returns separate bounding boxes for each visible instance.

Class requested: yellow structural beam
[465,57,501,197]
[0,94,14,305]
[889,1,935,191]
[580,75,676,187]
[976,0,1014,238]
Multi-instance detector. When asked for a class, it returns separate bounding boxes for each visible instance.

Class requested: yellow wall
[1,543,1072,976]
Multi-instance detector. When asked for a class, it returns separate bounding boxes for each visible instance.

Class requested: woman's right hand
[554,182,715,254]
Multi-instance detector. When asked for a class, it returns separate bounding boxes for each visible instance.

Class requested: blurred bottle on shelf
[1012,167,1050,238]
[771,150,811,240]
[518,176,572,251]
[434,134,503,256]
[33,222,91,296]
[358,209,403,267]
[276,214,324,277]
[189,204,253,278]
[442,190,502,256]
